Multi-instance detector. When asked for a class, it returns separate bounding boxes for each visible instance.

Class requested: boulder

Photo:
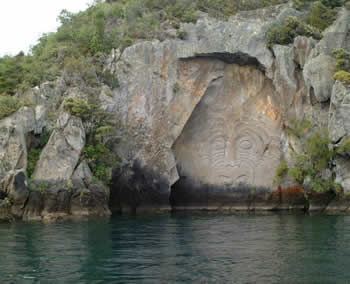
[303,54,336,103]
[32,112,85,181]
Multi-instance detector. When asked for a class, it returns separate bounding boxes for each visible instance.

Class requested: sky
[0,0,92,56]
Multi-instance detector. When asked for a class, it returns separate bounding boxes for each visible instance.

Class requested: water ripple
[0,214,350,283]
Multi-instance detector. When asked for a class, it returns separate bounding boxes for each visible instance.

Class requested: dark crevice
[321,98,331,109]
[309,87,317,105]
[182,51,265,72]
[294,60,302,72]
[0,192,7,200]
[268,46,276,59]
[332,136,343,145]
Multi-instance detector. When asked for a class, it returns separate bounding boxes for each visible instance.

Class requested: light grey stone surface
[335,157,350,194]
[33,112,85,181]
[329,81,350,143]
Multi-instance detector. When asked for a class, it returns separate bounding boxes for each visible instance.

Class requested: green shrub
[307,1,337,31]
[288,166,305,184]
[332,48,350,72]
[337,137,350,155]
[285,128,339,193]
[320,0,346,8]
[266,16,321,47]
[275,122,342,193]
[332,48,350,60]
[27,149,42,178]
[26,129,51,178]
[64,98,93,121]
[82,143,119,185]
[101,70,120,89]
[293,0,314,10]
[334,70,350,83]
[173,82,180,93]
[0,95,23,120]
[64,94,122,185]
[29,180,49,193]
[176,29,187,40]
[285,119,312,138]
[82,116,121,186]
[273,160,288,185]
[304,129,333,171]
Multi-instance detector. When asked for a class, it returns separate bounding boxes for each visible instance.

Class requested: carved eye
[236,175,248,184]
[239,138,253,150]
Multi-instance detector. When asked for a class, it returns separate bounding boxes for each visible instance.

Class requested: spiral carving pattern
[173,62,282,188]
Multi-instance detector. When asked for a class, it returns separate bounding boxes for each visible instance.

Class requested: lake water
[1,213,350,283]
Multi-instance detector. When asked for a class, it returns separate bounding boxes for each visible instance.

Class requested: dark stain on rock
[110,160,171,214]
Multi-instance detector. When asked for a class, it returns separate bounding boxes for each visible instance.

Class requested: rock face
[329,81,350,143]
[108,6,350,213]
[0,89,111,221]
[33,112,85,181]
[1,5,350,219]
[172,61,281,209]
[109,5,310,212]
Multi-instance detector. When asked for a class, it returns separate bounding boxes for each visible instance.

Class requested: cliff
[0,1,350,221]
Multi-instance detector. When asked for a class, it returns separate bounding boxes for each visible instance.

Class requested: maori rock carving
[173,60,282,190]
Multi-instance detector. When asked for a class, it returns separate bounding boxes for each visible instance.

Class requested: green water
[0,214,350,283]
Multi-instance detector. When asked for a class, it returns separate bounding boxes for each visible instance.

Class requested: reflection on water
[1,214,350,283]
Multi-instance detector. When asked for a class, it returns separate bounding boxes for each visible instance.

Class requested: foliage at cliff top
[0,95,23,120]
[267,0,349,47]
[266,16,322,47]
[1,0,348,96]
[0,0,290,96]
[334,71,350,84]
[332,48,350,83]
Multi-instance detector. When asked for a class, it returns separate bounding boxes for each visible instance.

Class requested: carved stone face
[173,59,282,189]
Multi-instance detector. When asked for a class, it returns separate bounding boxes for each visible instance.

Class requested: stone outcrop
[329,81,350,143]
[108,4,309,212]
[108,6,350,213]
[33,112,86,181]
[1,4,350,219]
[0,87,111,222]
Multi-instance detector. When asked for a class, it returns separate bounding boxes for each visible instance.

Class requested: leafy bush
[82,116,120,186]
[273,160,288,185]
[320,0,346,8]
[101,70,119,89]
[0,95,23,120]
[266,16,321,47]
[64,94,121,185]
[276,121,346,193]
[307,1,337,31]
[27,149,42,178]
[293,0,314,10]
[64,98,93,121]
[26,130,51,178]
[285,119,312,138]
[337,137,350,156]
[196,0,288,19]
[332,48,350,72]
[82,143,119,185]
[176,29,187,40]
[334,70,350,83]
[281,127,341,193]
